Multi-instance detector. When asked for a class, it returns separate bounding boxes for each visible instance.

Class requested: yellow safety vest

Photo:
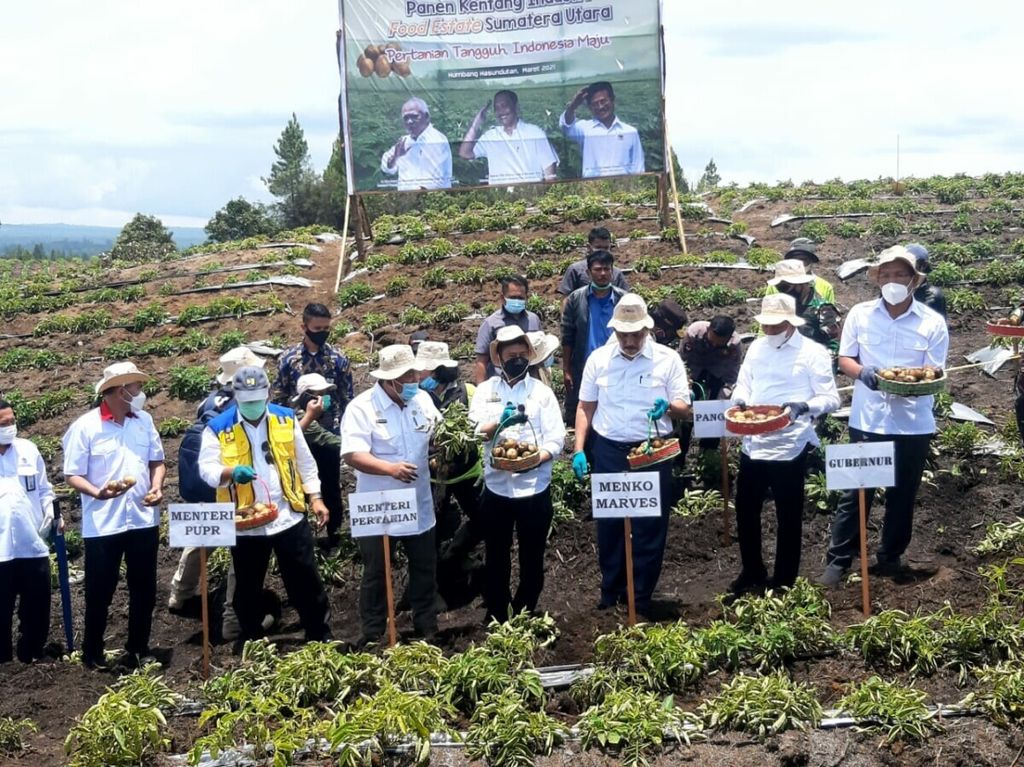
[213,406,306,512]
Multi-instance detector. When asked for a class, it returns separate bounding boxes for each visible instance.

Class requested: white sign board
[591,473,662,519]
[348,488,419,538]
[825,442,896,490]
[168,503,237,548]
[693,400,732,439]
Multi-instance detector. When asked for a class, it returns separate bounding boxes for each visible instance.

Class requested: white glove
[37,512,54,537]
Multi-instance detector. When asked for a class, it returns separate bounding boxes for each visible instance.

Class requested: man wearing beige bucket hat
[821,246,948,586]
[63,362,166,669]
[470,326,565,622]
[765,238,836,304]
[572,294,691,617]
[342,345,443,644]
[728,294,839,598]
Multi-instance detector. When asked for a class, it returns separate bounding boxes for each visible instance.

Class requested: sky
[1,0,1022,228]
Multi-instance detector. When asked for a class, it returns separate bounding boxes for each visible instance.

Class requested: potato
[356,54,373,77]
[492,447,505,458]
[394,60,411,77]
[505,449,518,460]
[503,438,517,449]
[123,476,137,487]
[364,44,381,59]
[880,370,896,380]
[374,56,391,77]
[922,370,936,381]
[651,439,664,448]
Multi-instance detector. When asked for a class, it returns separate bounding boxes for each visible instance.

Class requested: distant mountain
[0,223,207,256]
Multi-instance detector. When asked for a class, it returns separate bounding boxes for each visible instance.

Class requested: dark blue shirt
[275,341,353,434]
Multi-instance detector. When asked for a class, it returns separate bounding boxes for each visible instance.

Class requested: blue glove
[857,365,880,391]
[733,399,747,411]
[647,398,669,419]
[572,451,589,481]
[783,401,810,418]
[500,402,517,423]
[232,465,257,484]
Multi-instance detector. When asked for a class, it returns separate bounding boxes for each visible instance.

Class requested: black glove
[782,401,810,418]
[733,399,747,411]
[857,365,880,391]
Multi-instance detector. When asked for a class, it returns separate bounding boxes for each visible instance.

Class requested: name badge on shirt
[22,475,36,493]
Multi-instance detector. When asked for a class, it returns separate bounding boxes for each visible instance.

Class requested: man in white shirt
[572,294,691,617]
[198,366,331,650]
[341,345,442,645]
[0,398,55,663]
[380,97,452,191]
[459,89,558,185]
[729,294,839,597]
[469,326,565,623]
[62,362,166,670]
[560,81,645,178]
[821,247,949,586]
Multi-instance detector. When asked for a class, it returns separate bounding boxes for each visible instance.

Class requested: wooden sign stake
[199,547,211,680]
[332,194,354,294]
[719,440,731,544]
[624,518,637,626]
[858,488,871,617]
[383,534,398,647]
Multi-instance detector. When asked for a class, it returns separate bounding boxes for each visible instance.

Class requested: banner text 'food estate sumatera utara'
[338,0,664,193]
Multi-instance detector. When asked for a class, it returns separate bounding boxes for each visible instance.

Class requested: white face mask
[881,282,911,305]
[123,390,147,412]
[0,425,16,444]
[764,330,790,350]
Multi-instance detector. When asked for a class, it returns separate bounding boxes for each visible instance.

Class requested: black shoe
[82,654,109,671]
[353,635,381,651]
[636,601,679,622]
[868,561,900,578]
[728,572,768,596]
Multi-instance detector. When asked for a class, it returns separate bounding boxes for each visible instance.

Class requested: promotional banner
[338,0,664,193]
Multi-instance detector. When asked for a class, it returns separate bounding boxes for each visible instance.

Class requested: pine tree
[697,158,720,192]
[264,113,317,228]
[316,138,348,230]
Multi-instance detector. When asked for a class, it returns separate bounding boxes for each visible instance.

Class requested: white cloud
[1,0,1022,224]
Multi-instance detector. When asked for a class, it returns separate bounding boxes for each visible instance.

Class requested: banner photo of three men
[338,0,664,193]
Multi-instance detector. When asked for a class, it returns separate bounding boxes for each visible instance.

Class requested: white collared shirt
[62,408,165,538]
[380,123,453,191]
[0,478,49,562]
[469,375,566,498]
[840,298,950,435]
[198,410,322,538]
[341,385,441,536]
[0,437,54,526]
[579,338,691,443]
[559,113,645,178]
[732,331,840,461]
[473,121,559,185]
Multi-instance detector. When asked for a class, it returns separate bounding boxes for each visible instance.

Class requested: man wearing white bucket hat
[572,294,691,617]
[728,294,839,598]
[199,366,332,650]
[766,259,842,356]
[765,238,836,304]
[526,331,560,387]
[470,326,565,622]
[63,362,166,669]
[342,345,442,644]
[821,246,948,586]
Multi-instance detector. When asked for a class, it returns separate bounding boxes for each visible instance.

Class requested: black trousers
[231,518,330,642]
[481,487,554,621]
[589,431,677,609]
[357,528,437,640]
[827,429,932,570]
[0,556,50,663]
[310,443,343,537]
[83,526,158,659]
[734,448,809,588]
[436,475,482,546]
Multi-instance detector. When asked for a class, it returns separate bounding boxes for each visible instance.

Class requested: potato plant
[838,676,941,743]
[0,717,35,755]
[699,671,822,740]
[579,690,703,767]
[465,688,565,767]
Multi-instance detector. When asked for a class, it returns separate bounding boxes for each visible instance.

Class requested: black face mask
[501,357,530,382]
[434,365,458,384]
[305,328,329,347]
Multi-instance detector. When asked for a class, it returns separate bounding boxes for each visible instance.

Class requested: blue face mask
[400,382,420,402]
[420,376,439,392]
[543,355,555,369]
[504,298,526,314]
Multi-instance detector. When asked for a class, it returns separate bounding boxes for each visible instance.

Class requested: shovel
[52,498,75,653]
